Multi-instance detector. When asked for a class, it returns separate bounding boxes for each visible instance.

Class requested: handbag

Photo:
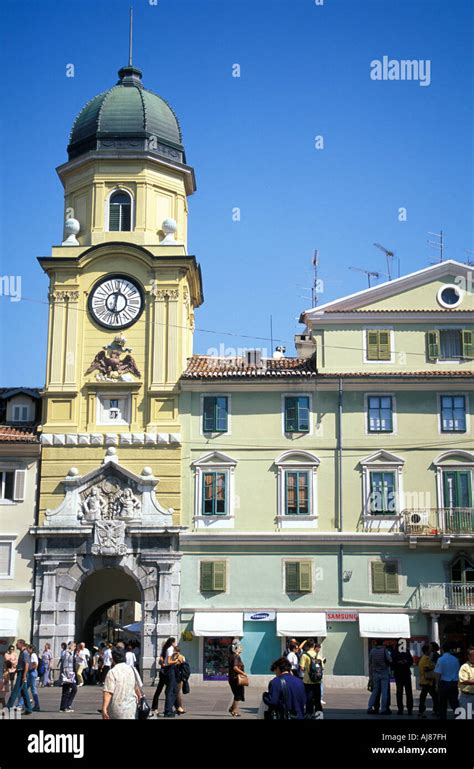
[367,678,374,692]
[237,671,249,687]
[133,667,150,720]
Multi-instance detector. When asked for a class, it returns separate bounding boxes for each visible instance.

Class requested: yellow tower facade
[32,63,202,678]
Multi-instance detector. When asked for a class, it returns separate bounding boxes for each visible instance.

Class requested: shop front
[0,609,18,656]
[193,612,244,681]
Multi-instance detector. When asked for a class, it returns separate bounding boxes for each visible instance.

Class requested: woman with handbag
[171,646,188,715]
[228,641,247,717]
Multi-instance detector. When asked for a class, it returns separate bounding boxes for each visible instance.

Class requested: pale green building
[178,261,474,686]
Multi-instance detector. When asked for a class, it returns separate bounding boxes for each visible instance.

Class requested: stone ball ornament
[62,217,81,246]
[67,467,80,477]
[141,466,154,477]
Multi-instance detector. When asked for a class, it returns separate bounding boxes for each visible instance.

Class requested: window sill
[363,514,401,520]
[276,515,318,521]
[0,500,16,506]
[194,515,234,521]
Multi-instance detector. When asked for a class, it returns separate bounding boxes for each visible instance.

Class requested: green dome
[68,65,185,163]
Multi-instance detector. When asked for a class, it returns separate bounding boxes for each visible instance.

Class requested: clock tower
[32,60,202,678]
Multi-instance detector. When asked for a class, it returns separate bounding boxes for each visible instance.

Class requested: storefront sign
[326,612,358,622]
[244,612,276,622]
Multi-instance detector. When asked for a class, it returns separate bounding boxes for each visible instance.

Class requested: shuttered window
[200,561,227,592]
[366,330,391,361]
[284,396,310,432]
[203,396,228,432]
[285,561,312,593]
[428,330,473,361]
[109,191,132,232]
[0,542,12,577]
[371,561,399,594]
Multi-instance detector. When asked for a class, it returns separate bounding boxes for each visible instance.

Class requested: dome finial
[128,6,133,67]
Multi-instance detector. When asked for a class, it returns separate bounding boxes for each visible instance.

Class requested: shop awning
[359,613,411,639]
[0,609,18,637]
[193,612,243,637]
[276,612,327,638]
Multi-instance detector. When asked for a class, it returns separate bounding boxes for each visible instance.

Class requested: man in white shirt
[101,644,113,685]
[125,644,136,667]
[76,643,90,687]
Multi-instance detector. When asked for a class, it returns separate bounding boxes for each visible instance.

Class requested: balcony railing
[402,508,474,536]
[419,582,474,611]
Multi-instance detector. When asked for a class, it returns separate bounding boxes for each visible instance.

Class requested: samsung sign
[244,612,276,622]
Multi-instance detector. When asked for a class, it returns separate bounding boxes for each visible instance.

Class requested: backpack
[306,654,323,683]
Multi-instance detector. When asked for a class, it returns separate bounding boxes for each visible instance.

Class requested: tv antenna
[349,267,388,288]
[373,242,399,280]
[464,249,474,266]
[311,249,319,307]
[427,230,444,263]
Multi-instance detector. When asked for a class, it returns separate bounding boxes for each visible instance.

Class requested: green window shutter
[213,562,227,592]
[299,562,312,592]
[215,397,228,431]
[378,331,391,360]
[367,331,380,360]
[109,204,121,231]
[462,330,474,359]
[200,562,214,592]
[203,397,216,432]
[384,562,399,594]
[427,330,440,360]
[285,562,299,592]
[371,561,387,593]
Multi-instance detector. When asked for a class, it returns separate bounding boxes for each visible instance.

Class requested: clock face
[88,275,144,329]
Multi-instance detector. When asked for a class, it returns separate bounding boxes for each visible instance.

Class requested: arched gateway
[31,451,183,680]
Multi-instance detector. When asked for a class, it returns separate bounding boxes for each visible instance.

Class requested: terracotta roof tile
[182,356,317,379]
[317,370,473,378]
[0,425,40,443]
[323,309,473,313]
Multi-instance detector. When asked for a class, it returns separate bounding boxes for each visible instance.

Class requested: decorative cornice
[40,432,182,447]
[49,290,80,303]
[151,287,179,301]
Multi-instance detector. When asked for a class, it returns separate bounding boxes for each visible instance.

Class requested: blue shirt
[434,653,460,682]
[263,673,306,720]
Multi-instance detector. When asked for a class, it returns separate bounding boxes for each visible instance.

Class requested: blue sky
[0,0,472,386]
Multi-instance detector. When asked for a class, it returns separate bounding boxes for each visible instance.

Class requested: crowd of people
[367,639,474,720]
[2,634,473,720]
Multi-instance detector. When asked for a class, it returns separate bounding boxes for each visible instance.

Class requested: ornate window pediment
[360,450,405,467]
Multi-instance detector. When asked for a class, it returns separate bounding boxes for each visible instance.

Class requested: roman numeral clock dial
[88,275,144,329]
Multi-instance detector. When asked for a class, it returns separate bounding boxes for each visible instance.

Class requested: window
[202,472,227,516]
[450,556,474,584]
[284,396,310,433]
[369,471,397,515]
[108,191,132,232]
[12,405,30,422]
[368,396,393,432]
[203,396,228,433]
[0,542,12,577]
[285,561,312,593]
[371,561,399,594]
[440,395,466,432]
[285,471,310,515]
[0,472,15,502]
[97,395,130,425]
[443,471,472,508]
[427,330,473,361]
[200,561,227,592]
[366,330,391,361]
[437,285,463,309]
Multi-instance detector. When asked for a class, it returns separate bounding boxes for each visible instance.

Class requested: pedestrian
[4,644,17,686]
[39,643,53,687]
[367,639,392,716]
[263,656,306,719]
[125,643,136,667]
[228,640,247,717]
[0,652,10,707]
[27,644,41,712]
[59,641,78,713]
[315,642,327,704]
[171,646,189,715]
[417,643,439,718]
[434,642,460,720]
[90,647,100,685]
[7,639,32,714]
[457,646,474,715]
[76,642,89,687]
[102,647,141,720]
[132,641,141,674]
[101,643,113,684]
[430,642,441,665]
[286,642,300,676]
[391,639,414,715]
[299,638,323,718]
[151,637,176,714]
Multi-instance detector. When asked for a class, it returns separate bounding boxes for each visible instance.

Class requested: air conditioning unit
[407,511,430,532]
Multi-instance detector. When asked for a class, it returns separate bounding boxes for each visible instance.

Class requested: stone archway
[75,567,142,645]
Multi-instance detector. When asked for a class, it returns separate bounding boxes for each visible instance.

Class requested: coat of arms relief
[79,477,141,555]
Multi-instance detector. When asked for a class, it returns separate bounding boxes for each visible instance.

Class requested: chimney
[294,333,316,360]
[245,349,263,367]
